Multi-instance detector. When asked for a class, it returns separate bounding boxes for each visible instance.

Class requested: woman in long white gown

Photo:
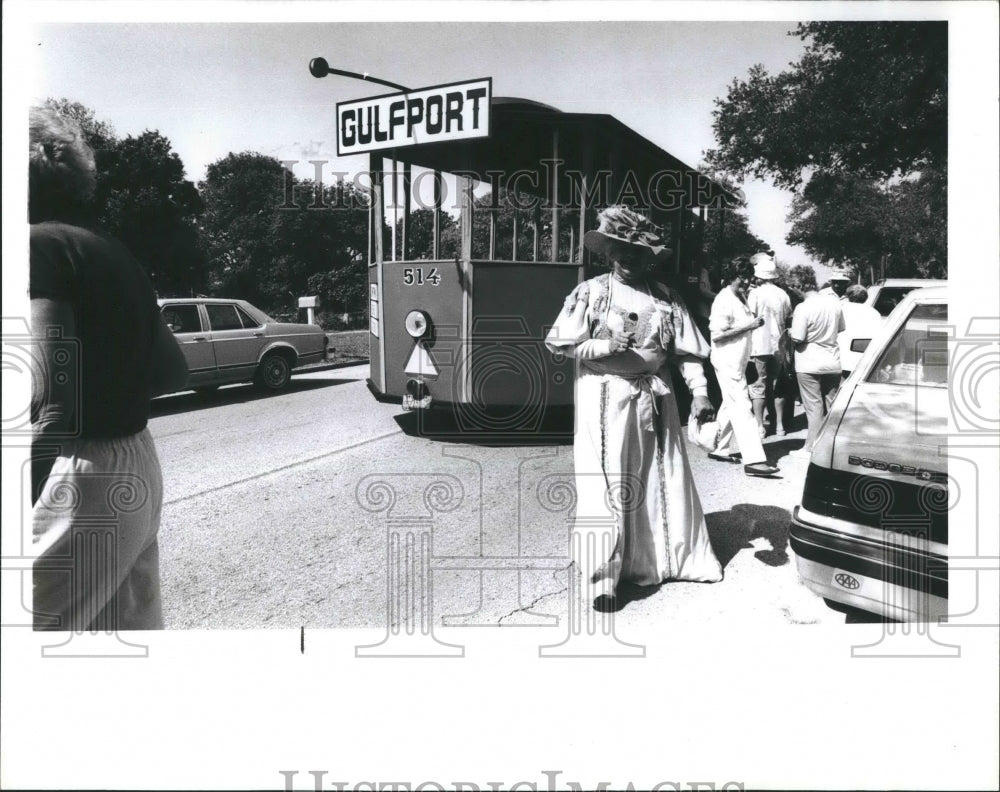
[545,206,723,610]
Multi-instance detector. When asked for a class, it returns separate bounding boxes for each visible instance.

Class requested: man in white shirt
[747,252,792,437]
[819,271,851,301]
[790,278,845,458]
[838,284,883,375]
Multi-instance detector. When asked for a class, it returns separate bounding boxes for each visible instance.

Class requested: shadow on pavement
[706,502,794,570]
[150,378,356,417]
[615,581,664,609]
[764,437,809,463]
[393,405,575,447]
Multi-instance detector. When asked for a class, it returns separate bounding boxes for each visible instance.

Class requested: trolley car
[313,63,736,432]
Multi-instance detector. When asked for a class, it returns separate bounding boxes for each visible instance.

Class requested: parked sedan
[789,286,949,621]
[158,298,334,393]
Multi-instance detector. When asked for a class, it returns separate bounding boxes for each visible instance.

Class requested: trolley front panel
[379,259,467,404]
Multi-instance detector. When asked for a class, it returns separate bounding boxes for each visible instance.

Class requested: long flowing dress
[545,272,723,602]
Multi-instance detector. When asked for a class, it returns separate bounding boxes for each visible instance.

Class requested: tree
[786,169,946,281]
[100,131,205,295]
[687,205,767,271]
[704,22,947,278]
[469,189,575,262]
[678,172,766,271]
[395,207,458,260]
[200,153,374,316]
[404,189,575,263]
[43,99,205,294]
[706,22,946,188]
[302,181,374,318]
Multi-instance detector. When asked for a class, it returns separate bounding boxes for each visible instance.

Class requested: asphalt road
[148,363,846,631]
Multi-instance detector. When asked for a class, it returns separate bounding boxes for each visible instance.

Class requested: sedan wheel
[256,353,292,391]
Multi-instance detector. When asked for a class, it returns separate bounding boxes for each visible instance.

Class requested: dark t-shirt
[30,221,160,438]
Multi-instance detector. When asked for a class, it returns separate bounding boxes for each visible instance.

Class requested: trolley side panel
[367,265,384,392]
[469,262,579,408]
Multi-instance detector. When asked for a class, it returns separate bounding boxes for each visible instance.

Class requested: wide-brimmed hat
[750,251,778,280]
[583,205,672,264]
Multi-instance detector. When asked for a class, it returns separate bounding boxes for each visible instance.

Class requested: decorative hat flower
[583,205,672,263]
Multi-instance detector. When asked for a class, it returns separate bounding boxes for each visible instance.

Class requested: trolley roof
[385,97,736,209]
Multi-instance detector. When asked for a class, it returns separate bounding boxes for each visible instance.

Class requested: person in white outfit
[838,284,883,375]
[790,280,845,457]
[707,256,779,477]
[747,252,792,437]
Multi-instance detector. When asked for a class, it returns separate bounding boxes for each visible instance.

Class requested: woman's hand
[608,329,634,352]
[712,317,761,344]
[691,394,715,423]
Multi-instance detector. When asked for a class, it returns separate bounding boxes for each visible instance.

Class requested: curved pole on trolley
[309,58,412,262]
[308,57,409,92]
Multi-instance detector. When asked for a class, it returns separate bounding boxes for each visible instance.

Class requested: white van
[865,278,946,317]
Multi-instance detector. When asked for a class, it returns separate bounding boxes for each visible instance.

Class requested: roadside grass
[325,329,370,364]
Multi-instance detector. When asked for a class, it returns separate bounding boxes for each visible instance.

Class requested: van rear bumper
[790,506,948,621]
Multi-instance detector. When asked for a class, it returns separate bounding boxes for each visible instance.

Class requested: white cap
[750,252,777,280]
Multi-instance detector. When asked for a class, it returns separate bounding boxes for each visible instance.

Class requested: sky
[23,18,817,266]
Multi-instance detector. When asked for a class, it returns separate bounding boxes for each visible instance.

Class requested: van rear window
[873,287,914,316]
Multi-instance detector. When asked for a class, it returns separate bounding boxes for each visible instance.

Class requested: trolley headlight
[404,309,431,339]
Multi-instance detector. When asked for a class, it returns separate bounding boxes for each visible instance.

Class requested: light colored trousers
[710,362,768,465]
[32,428,164,632]
[796,371,841,451]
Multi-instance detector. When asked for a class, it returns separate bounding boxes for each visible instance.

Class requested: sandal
[744,462,779,477]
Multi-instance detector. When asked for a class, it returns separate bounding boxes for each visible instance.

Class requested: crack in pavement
[164,429,402,505]
[497,571,571,625]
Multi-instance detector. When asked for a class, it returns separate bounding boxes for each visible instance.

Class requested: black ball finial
[309,57,330,78]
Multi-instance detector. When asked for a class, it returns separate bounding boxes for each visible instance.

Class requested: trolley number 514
[402,267,441,286]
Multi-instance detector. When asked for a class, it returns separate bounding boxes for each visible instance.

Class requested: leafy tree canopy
[200,152,372,315]
[398,207,458,260]
[706,22,946,189]
[43,98,205,295]
[704,23,947,279]
[787,169,946,280]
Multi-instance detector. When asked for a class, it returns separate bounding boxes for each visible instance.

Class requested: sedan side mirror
[850,338,871,353]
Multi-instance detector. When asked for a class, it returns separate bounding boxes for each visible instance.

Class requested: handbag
[776,329,794,378]
[688,417,722,452]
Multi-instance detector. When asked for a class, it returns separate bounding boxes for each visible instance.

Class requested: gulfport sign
[336,78,492,156]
